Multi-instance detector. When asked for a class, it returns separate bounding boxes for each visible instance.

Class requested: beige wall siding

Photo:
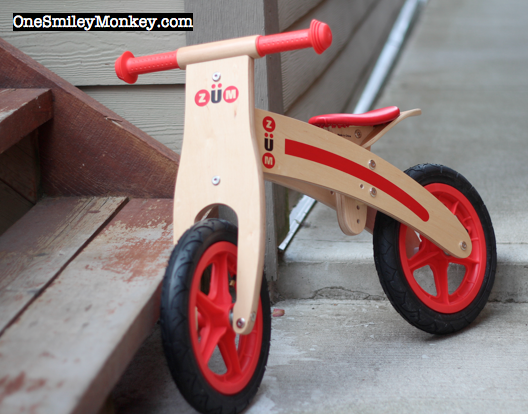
[285,0,405,121]
[0,31,186,86]
[277,0,324,32]
[281,0,373,113]
[281,0,405,121]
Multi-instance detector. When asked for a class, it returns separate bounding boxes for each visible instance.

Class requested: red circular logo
[195,89,210,106]
[223,86,239,103]
[263,116,276,132]
[262,153,275,169]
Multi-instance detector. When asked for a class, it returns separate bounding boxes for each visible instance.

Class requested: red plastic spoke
[199,325,227,364]
[407,241,441,272]
[431,259,450,304]
[449,200,460,215]
[196,291,222,319]
[197,311,205,329]
[218,330,242,377]
[209,253,233,307]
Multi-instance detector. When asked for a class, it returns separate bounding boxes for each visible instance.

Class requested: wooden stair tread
[0,198,173,414]
[0,88,53,155]
[0,196,128,335]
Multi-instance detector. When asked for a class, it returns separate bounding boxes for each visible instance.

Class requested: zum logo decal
[262,116,275,169]
[194,79,239,106]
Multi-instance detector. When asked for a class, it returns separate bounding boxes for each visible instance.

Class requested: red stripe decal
[285,139,429,222]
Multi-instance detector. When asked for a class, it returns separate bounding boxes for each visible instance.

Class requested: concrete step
[278,202,528,302]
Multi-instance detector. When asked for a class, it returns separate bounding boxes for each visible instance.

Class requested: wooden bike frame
[115,19,471,335]
[173,55,472,335]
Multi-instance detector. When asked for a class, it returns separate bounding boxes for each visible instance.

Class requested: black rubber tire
[160,219,271,414]
[373,164,496,335]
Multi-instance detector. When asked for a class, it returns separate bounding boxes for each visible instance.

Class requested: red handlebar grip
[115,50,179,84]
[256,19,332,56]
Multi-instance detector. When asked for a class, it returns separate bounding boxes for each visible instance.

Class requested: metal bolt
[370,187,377,197]
[355,129,362,139]
[236,318,246,329]
[368,159,376,170]
[250,312,256,322]
[212,176,221,186]
[460,241,467,251]
[212,72,221,81]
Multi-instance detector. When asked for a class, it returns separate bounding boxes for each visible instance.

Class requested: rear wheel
[373,164,496,334]
[161,219,271,414]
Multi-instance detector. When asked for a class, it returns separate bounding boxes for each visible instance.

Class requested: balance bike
[115,19,496,414]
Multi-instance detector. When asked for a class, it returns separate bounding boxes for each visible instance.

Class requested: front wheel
[373,164,496,334]
[160,219,271,414]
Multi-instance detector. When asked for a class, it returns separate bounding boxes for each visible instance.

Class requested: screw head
[212,72,221,81]
[212,176,221,186]
[236,318,246,329]
[355,129,362,139]
[368,159,376,170]
[250,312,256,322]
[370,187,377,197]
[460,241,467,251]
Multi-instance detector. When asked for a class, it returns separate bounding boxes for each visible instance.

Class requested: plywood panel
[286,0,404,121]
[184,0,286,283]
[0,199,173,414]
[0,196,127,335]
[281,0,373,112]
[81,85,185,154]
[0,1,185,86]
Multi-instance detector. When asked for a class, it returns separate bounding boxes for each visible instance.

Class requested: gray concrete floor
[113,300,528,413]
[112,0,528,412]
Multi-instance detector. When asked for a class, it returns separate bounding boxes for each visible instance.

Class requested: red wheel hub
[189,242,263,395]
[398,183,487,313]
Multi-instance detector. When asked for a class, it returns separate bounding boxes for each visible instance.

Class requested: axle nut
[236,318,246,329]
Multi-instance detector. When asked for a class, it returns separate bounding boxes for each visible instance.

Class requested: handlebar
[115,19,332,84]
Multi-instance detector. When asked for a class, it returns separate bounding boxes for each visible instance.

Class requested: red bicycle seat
[308,106,400,127]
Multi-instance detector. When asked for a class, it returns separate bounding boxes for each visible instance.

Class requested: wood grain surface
[0,196,127,335]
[255,108,472,258]
[174,56,265,335]
[0,198,173,414]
